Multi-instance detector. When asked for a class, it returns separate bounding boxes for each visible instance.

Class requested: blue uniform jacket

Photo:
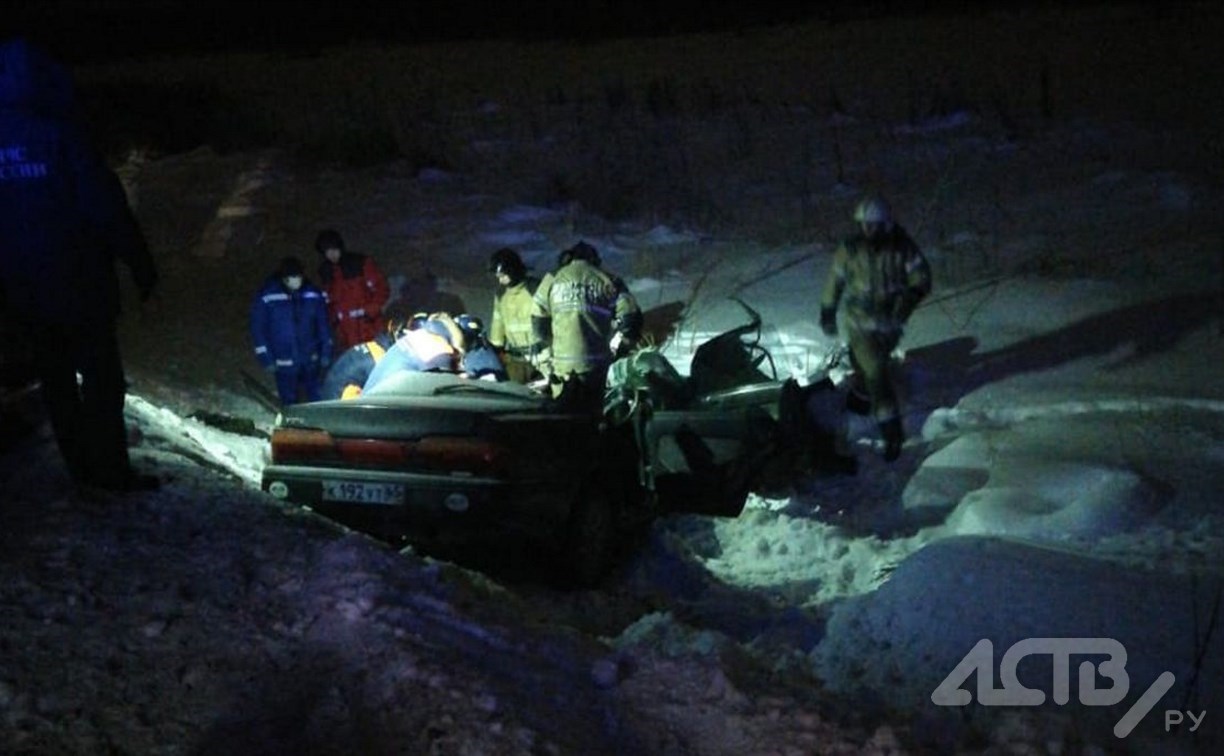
[320,331,394,400]
[0,39,158,325]
[249,276,333,371]
[361,326,459,392]
[460,340,508,381]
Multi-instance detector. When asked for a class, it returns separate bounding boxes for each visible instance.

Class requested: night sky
[5,0,1089,63]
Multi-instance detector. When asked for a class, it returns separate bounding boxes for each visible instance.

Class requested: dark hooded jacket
[0,38,157,325]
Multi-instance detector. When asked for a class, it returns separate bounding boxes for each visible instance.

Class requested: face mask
[283,275,303,291]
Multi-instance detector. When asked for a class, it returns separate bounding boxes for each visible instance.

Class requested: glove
[820,306,838,338]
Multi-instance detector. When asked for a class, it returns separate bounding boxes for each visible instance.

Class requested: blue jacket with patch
[0,38,157,325]
[249,276,332,371]
[460,340,508,381]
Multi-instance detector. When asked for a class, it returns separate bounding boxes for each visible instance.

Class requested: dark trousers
[552,370,608,417]
[274,365,322,405]
[26,320,133,487]
[845,326,902,423]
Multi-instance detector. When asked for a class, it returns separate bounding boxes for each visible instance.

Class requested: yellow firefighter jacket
[532,259,639,377]
[489,276,539,357]
[820,225,931,333]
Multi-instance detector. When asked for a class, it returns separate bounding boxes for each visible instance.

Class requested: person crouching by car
[361,312,466,393]
[320,304,412,400]
[454,313,508,381]
[250,256,333,405]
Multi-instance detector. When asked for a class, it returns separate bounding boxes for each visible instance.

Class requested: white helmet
[853,195,893,226]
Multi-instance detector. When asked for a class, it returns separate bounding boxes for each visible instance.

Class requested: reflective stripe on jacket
[318,252,390,349]
[249,277,333,370]
[532,259,635,376]
[361,329,457,392]
[490,276,539,352]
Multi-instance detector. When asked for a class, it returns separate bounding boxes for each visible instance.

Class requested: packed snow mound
[944,459,1160,542]
[811,536,1224,750]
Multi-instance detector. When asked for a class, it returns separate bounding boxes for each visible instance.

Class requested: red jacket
[318,252,391,352]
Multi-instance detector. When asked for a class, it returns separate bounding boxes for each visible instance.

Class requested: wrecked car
[261,301,835,586]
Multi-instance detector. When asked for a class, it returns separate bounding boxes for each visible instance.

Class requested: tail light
[270,427,509,477]
[270,427,339,464]
[414,437,510,477]
[335,438,414,466]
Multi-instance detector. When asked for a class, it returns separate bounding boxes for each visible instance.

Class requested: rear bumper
[261,464,570,541]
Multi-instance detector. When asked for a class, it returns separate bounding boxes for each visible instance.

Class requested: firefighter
[819,194,931,462]
[320,304,412,400]
[0,38,160,492]
[249,256,333,405]
[314,228,391,354]
[487,247,541,383]
[530,240,642,414]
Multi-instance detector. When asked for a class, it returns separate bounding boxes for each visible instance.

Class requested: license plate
[322,480,405,505]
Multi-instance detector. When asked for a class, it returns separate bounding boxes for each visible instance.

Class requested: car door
[640,389,779,516]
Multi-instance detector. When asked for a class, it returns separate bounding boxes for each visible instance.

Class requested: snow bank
[812,536,1224,749]
[944,460,1160,542]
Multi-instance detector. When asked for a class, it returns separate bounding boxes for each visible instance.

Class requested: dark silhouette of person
[0,38,159,492]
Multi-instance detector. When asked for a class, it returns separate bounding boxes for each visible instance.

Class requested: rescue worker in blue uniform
[454,313,508,381]
[361,312,466,392]
[0,38,159,492]
[249,256,332,405]
[320,305,412,400]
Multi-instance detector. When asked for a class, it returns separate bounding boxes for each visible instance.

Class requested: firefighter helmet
[566,240,601,266]
[852,195,893,226]
[455,313,484,337]
[488,247,526,282]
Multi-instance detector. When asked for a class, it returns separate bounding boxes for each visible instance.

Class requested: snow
[5,7,1224,754]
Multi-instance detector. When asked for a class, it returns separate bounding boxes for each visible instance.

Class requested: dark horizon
[1,0,1154,64]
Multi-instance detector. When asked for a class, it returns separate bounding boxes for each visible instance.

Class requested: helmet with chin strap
[455,314,484,338]
[407,312,430,331]
[566,240,601,266]
[488,248,526,282]
[853,195,893,228]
